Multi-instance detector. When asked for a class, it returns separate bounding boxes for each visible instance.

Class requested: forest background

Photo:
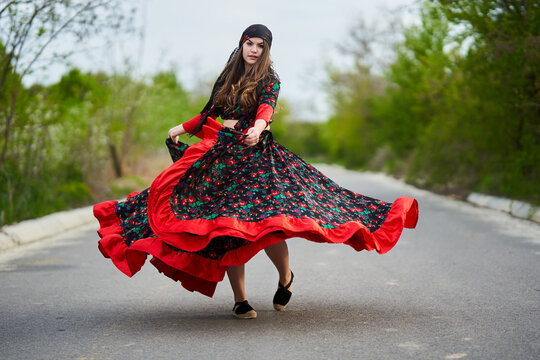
[0,0,539,226]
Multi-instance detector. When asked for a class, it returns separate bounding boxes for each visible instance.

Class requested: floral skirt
[94,123,418,297]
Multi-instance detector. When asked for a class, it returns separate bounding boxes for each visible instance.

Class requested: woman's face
[242,37,265,67]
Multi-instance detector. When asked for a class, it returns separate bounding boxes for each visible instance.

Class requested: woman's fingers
[244,134,259,147]
[168,125,182,143]
[243,128,261,147]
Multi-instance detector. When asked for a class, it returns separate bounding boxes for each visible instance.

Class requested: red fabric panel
[93,198,148,277]
[150,257,218,297]
[182,113,219,136]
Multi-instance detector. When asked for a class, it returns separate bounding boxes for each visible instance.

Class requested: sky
[33,0,419,120]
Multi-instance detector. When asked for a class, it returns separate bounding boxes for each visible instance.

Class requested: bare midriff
[223,119,270,131]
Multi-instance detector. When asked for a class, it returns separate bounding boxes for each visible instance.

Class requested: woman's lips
[249,56,258,59]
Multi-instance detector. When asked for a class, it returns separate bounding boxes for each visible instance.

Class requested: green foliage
[375,5,457,155]
[0,0,139,224]
[0,64,208,225]
[136,71,205,148]
[324,62,385,168]
[324,0,540,203]
[0,161,92,225]
[109,176,147,198]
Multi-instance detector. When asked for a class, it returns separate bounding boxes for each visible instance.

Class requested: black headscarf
[239,24,272,48]
[191,24,273,135]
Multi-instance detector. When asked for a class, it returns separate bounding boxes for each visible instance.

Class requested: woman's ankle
[279,269,292,285]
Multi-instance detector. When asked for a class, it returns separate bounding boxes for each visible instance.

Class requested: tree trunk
[108,142,123,178]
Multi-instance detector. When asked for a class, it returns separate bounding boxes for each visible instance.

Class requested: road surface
[1,166,539,359]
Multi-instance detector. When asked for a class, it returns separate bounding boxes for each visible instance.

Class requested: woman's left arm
[244,77,281,147]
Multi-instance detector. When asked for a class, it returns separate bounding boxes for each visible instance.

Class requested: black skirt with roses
[94,125,418,297]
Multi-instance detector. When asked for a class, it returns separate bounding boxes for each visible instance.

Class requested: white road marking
[445,353,467,359]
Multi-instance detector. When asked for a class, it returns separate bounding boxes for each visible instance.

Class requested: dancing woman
[94,24,418,319]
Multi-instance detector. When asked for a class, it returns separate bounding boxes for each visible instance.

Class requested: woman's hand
[244,127,262,147]
[168,124,186,144]
[243,119,267,147]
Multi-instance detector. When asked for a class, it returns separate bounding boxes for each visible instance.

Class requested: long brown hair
[214,41,273,112]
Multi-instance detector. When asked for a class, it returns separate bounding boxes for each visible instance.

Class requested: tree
[323,0,540,201]
[323,18,400,168]
[433,0,540,197]
[0,0,135,170]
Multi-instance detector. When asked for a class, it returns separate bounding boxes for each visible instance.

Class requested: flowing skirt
[94,123,418,297]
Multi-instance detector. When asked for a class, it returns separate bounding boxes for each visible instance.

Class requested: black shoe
[232,300,257,319]
[273,271,294,311]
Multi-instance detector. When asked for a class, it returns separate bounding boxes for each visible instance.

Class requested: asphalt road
[1,166,539,360]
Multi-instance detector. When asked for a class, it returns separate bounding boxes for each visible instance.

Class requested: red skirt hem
[93,193,417,297]
[148,196,418,254]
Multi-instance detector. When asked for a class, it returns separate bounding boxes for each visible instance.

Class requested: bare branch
[20,2,97,77]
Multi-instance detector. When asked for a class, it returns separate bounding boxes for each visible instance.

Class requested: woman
[94,24,418,320]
